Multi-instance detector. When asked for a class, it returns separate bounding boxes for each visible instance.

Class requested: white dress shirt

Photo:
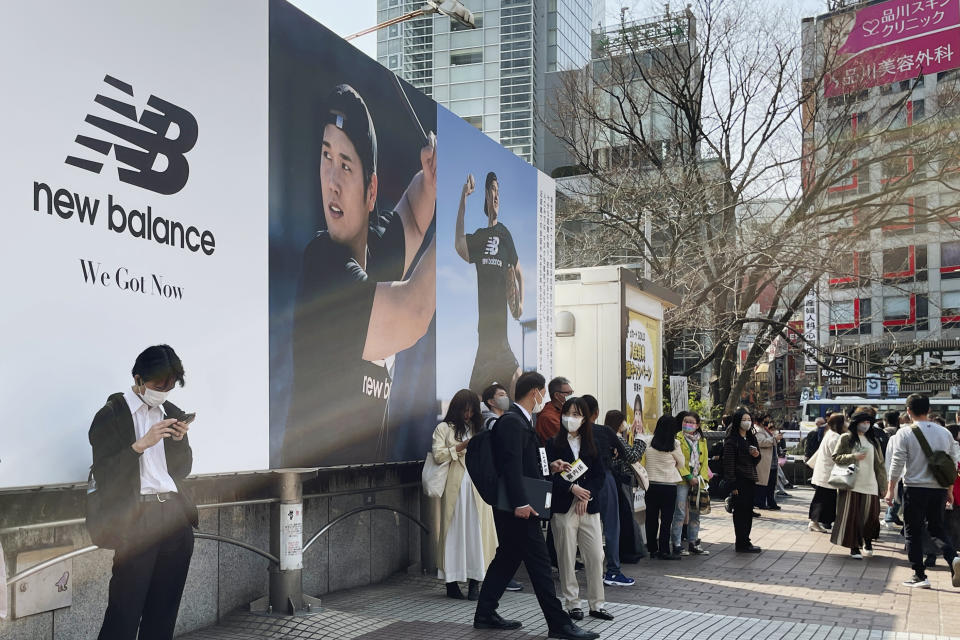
[123,388,178,495]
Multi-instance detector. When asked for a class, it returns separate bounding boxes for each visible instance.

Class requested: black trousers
[732,479,756,549]
[903,486,957,578]
[98,498,195,640]
[644,483,677,556]
[477,510,570,631]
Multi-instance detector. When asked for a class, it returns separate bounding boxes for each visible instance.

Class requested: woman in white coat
[807,413,845,532]
[432,389,498,600]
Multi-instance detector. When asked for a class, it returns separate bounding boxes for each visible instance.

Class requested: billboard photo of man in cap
[282,83,436,468]
[455,170,523,397]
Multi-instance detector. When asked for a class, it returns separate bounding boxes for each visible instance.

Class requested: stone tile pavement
[182,488,960,640]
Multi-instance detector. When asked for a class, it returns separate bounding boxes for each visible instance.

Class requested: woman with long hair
[754,415,780,511]
[722,408,762,553]
[830,407,887,559]
[546,397,614,622]
[643,415,684,559]
[432,389,498,599]
[807,413,845,532]
[605,409,648,563]
[672,411,711,556]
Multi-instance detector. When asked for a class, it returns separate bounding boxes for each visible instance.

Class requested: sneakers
[689,542,710,555]
[953,557,960,588]
[849,550,863,560]
[903,574,931,589]
[862,549,874,558]
[505,579,523,592]
[603,571,636,586]
[808,521,826,533]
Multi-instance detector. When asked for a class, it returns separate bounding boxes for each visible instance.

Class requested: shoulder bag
[827,462,858,490]
[911,425,960,488]
[422,423,453,498]
[688,483,711,514]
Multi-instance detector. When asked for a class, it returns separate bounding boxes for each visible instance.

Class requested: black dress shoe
[467,579,480,601]
[474,612,522,630]
[752,511,762,518]
[548,623,600,640]
[769,504,782,511]
[736,545,762,554]
[590,608,614,621]
[568,607,584,620]
[446,582,465,599]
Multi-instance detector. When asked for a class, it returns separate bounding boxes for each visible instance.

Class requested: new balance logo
[484,236,500,256]
[65,75,198,195]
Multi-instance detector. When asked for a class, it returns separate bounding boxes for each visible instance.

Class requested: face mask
[138,385,169,408]
[533,390,546,414]
[562,416,582,433]
[857,422,870,434]
[740,420,752,429]
[682,424,698,435]
[493,396,511,411]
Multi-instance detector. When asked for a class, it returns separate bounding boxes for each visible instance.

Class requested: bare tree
[548,0,960,413]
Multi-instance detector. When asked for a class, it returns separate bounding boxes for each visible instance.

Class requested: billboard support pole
[250,470,320,617]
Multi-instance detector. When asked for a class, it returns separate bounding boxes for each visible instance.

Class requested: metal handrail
[302,505,428,552]
[193,533,280,565]
[0,483,421,536]
[4,531,280,587]
[4,499,427,586]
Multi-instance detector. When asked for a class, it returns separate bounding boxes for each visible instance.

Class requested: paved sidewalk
[183,488,960,639]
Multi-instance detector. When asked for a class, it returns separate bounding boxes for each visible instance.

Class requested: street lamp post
[346,0,475,41]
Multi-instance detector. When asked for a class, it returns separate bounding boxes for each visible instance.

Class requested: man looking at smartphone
[88,345,197,640]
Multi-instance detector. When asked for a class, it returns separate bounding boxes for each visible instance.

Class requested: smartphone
[180,412,196,424]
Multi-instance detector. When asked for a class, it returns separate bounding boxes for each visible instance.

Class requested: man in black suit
[88,345,198,640]
[474,371,600,640]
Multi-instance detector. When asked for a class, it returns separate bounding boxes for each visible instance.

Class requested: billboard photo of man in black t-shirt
[455,171,523,398]
[282,84,436,468]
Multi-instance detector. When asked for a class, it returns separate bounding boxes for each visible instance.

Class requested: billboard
[624,310,661,433]
[0,0,556,488]
[825,0,960,97]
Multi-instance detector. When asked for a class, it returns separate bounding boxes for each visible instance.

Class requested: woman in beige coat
[754,417,778,510]
[432,389,498,600]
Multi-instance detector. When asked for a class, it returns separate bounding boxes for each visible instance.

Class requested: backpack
[911,425,960,488]
[466,422,500,506]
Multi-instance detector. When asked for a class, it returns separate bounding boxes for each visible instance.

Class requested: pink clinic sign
[826,0,960,96]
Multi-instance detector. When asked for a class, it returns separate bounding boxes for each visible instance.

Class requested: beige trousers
[552,502,605,611]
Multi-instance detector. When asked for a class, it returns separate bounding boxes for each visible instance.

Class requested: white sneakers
[903,575,932,589]
[862,549,874,558]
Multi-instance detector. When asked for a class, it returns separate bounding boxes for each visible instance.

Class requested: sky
[295,0,831,64]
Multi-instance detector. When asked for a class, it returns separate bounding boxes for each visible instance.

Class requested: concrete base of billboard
[0,464,422,639]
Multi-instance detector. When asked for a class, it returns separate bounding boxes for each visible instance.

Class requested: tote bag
[421,451,450,498]
[827,463,858,490]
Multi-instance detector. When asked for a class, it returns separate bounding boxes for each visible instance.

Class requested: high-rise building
[376,0,599,165]
[801,0,960,399]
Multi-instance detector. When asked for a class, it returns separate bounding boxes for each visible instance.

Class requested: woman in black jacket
[546,397,614,623]
[722,408,762,553]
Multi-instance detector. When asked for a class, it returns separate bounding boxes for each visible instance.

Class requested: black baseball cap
[322,84,377,187]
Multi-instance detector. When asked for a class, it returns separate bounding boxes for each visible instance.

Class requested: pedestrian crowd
[804,394,960,588]
[427,378,960,639]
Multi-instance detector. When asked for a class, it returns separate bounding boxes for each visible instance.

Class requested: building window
[883,294,928,331]
[882,245,927,282]
[942,241,960,279]
[388,24,399,37]
[463,115,482,130]
[881,155,913,184]
[829,250,862,288]
[450,47,482,66]
[883,197,922,235]
[829,298,871,335]
[889,99,924,130]
[880,76,924,95]
[942,290,960,325]
[388,55,399,69]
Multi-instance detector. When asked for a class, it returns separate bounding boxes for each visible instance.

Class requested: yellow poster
[625,310,661,434]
